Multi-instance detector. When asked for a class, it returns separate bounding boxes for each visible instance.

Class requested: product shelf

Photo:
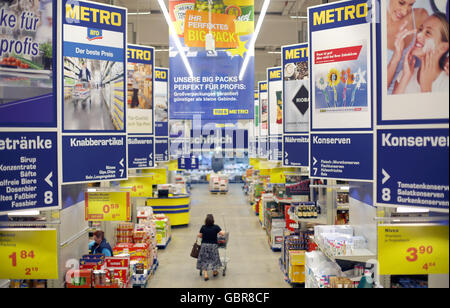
[313,237,376,263]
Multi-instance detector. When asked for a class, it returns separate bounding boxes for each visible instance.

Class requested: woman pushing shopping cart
[196,214,229,281]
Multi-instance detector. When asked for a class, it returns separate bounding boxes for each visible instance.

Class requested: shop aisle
[63,88,115,131]
[149,184,289,288]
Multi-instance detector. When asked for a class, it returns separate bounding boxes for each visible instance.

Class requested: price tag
[119,177,153,197]
[0,229,58,279]
[85,192,131,221]
[378,225,449,275]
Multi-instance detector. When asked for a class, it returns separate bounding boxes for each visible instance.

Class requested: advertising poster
[377,0,449,125]
[155,137,170,162]
[127,44,154,135]
[259,81,268,137]
[267,67,283,136]
[308,0,375,181]
[61,0,128,183]
[0,0,56,127]
[155,67,169,137]
[309,0,373,131]
[259,136,268,158]
[269,135,282,162]
[169,0,255,121]
[282,43,309,134]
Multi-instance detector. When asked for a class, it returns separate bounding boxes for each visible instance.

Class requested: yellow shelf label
[85,192,131,221]
[378,225,449,275]
[0,229,58,279]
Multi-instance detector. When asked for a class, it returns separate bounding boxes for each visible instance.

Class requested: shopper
[130,65,143,108]
[393,13,449,94]
[89,230,113,257]
[78,62,91,83]
[196,214,226,281]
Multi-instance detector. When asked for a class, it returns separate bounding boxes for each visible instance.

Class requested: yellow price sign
[0,229,58,279]
[378,225,449,275]
[119,177,153,197]
[85,192,131,221]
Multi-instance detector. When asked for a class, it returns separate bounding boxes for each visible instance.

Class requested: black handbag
[190,239,201,259]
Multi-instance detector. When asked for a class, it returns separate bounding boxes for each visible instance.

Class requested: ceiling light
[156,49,170,52]
[239,0,271,81]
[290,15,308,19]
[267,51,281,54]
[396,206,430,213]
[128,11,151,16]
[158,0,194,78]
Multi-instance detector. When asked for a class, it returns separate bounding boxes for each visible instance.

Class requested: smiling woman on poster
[393,12,449,94]
[386,0,429,94]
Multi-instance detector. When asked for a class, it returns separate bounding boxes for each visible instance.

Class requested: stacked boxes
[289,251,305,284]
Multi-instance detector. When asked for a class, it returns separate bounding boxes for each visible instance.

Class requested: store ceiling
[94,0,339,86]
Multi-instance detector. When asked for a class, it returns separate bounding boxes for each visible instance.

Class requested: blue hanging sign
[376,129,449,211]
[283,134,309,167]
[310,133,373,181]
[0,132,59,214]
[269,135,282,162]
[155,137,169,163]
[128,136,154,169]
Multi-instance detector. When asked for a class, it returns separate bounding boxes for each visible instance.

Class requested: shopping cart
[72,82,91,109]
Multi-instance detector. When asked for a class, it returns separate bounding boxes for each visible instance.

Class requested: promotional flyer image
[267,67,283,136]
[282,44,309,134]
[169,0,255,120]
[62,0,126,132]
[0,0,55,127]
[309,0,373,131]
[259,81,268,136]
[127,45,154,134]
[155,67,169,137]
[379,0,449,124]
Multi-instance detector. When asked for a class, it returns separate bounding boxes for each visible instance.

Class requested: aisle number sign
[378,225,449,275]
[0,229,58,279]
[85,192,131,221]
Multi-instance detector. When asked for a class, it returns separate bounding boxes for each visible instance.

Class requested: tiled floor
[149,184,289,288]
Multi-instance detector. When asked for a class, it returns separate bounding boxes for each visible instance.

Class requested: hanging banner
[378,224,449,275]
[283,134,309,167]
[155,137,170,162]
[127,44,154,134]
[282,43,309,134]
[0,132,59,215]
[169,0,255,120]
[0,229,58,280]
[308,0,375,181]
[0,0,56,127]
[259,136,268,158]
[178,155,199,170]
[62,0,128,183]
[254,90,259,137]
[376,129,449,211]
[155,67,169,137]
[128,136,154,169]
[0,1,60,214]
[267,67,283,136]
[85,191,131,221]
[259,81,268,137]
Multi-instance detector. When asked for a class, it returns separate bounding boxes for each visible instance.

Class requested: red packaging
[105,256,130,268]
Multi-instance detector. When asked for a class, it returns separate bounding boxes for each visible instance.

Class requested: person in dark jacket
[89,230,113,257]
[196,214,226,281]
[78,62,91,82]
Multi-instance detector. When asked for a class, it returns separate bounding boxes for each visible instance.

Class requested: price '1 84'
[8,250,35,267]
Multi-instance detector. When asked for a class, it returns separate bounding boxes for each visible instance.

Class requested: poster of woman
[380,0,449,123]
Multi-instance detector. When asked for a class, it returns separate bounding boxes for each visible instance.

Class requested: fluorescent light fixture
[157,0,193,77]
[290,15,308,19]
[239,0,271,81]
[128,11,151,15]
[87,188,97,192]
[8,210,40,216]
[396,206,430,213]
[156,49,170,52]
[267,51,281,54]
